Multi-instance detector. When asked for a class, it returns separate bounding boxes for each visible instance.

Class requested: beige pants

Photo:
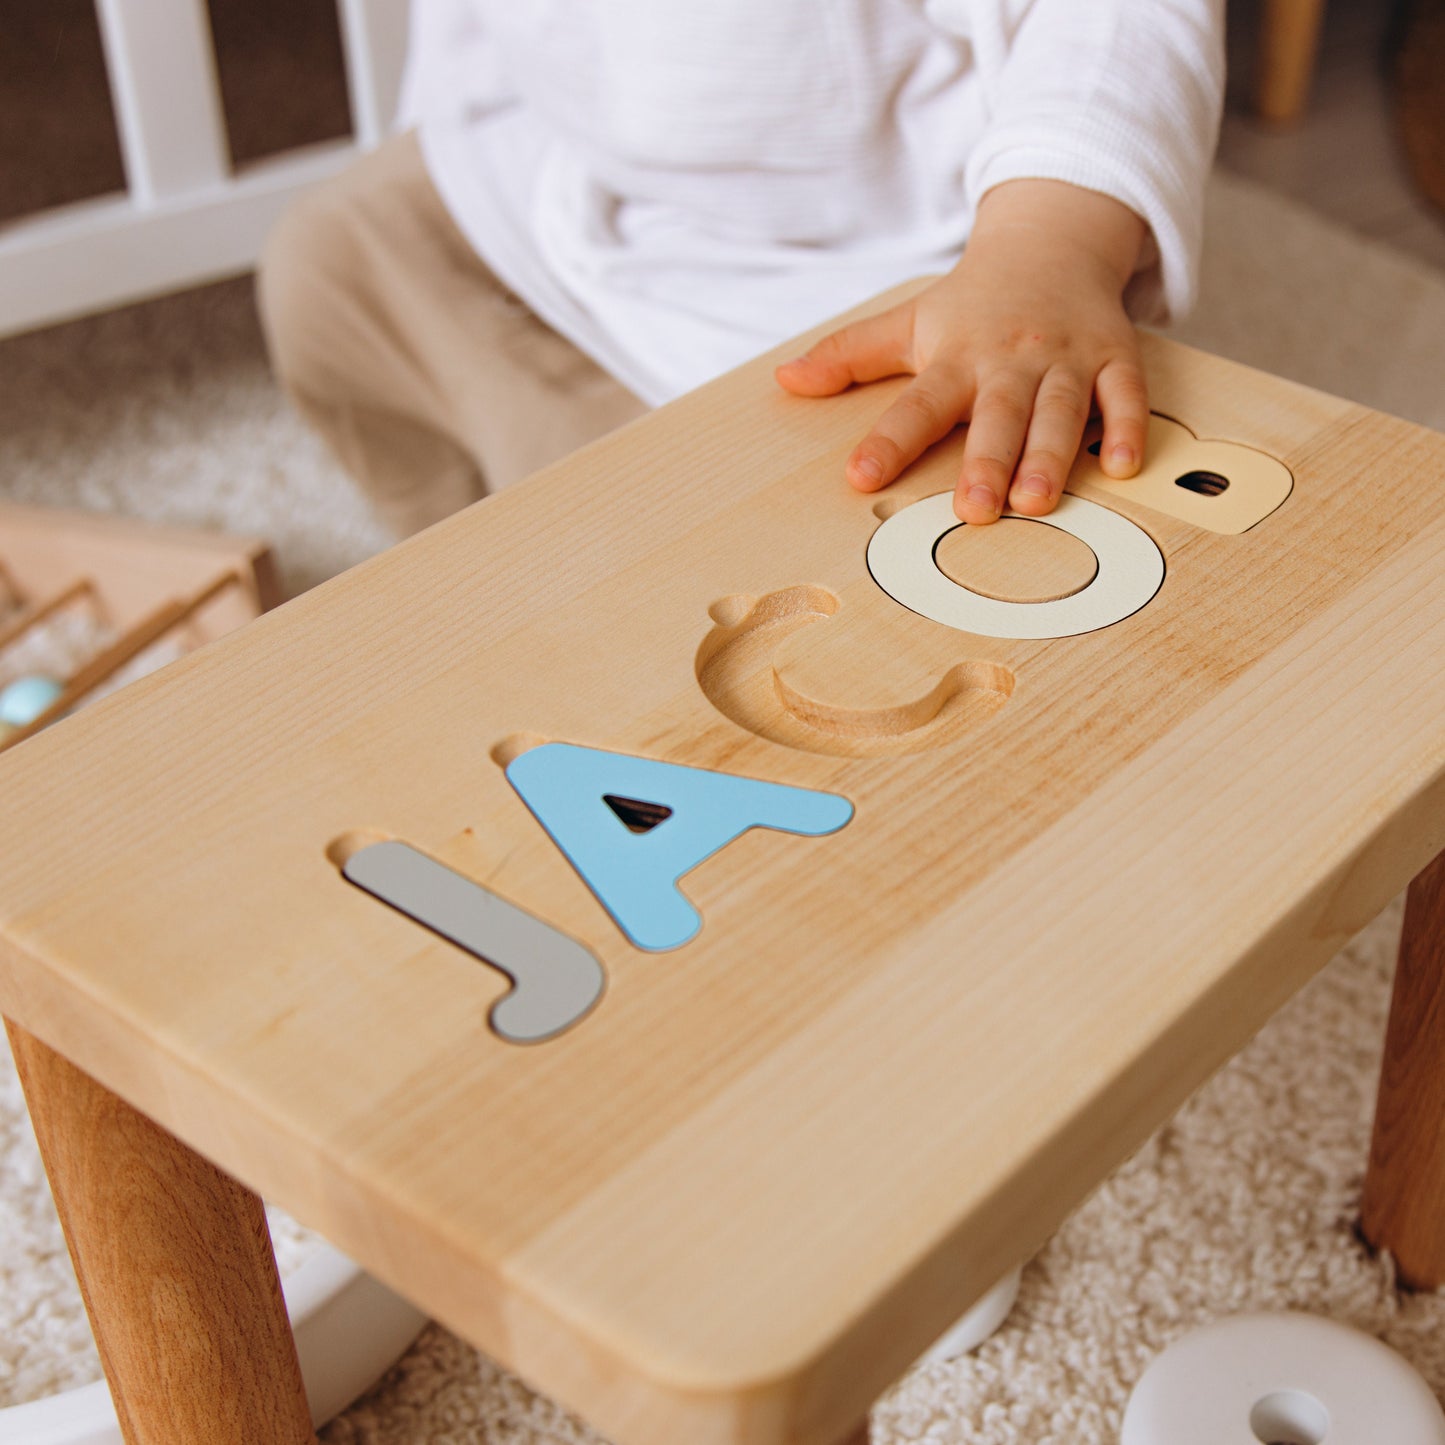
[256,132,647,539]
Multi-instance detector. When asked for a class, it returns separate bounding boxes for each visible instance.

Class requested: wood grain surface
[0,285,1444,1445]
[1360,848,1445,1288]
[932,515,1097,603]
[5,1020,316,1444]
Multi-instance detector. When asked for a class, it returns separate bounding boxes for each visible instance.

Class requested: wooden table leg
[1257,0,1328,125]
[1359,849,1445,1290]
[5,1020,317,1444]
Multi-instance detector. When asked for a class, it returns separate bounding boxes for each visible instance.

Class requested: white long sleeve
[946,0,1225,321]
[400,0,1224,404]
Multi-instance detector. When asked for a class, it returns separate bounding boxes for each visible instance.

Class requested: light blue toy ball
[0,674,64,728]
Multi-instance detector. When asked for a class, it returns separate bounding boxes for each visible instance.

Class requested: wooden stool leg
[1359,850,1445,1290]
[5,1020,317,1444]
[1257,0,1328,125]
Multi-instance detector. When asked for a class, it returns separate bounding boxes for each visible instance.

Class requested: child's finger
[774,305,914,397]
[1007,366,1091,516]
[845,362,972,492]
[954,371,1034,524]
[1095,354,1150,477]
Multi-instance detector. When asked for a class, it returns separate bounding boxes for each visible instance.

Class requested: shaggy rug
[1,166,1444,1443]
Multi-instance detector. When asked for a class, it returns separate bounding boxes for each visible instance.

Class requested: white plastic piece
[916,1266,1023,1366]
[0,1245,427,1444]
[1121,1312,1445,1445]
[867,493,1164,640]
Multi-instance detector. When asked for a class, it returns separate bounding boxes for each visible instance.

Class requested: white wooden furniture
[0,0,410,339]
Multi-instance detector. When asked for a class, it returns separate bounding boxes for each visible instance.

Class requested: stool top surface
[2,288,1444,1445]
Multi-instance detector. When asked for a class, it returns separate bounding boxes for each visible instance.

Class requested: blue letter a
[506,743,853,951]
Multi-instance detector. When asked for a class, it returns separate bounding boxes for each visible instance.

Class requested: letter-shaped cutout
[343,840,605,1044]
[1070,414,1293,534]
[868,492,1165,640]
[506,742,854,951]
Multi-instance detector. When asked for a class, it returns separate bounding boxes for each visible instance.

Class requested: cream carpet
[2,167,1445,1443]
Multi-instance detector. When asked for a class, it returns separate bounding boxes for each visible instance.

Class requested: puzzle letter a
[506,743,853,950]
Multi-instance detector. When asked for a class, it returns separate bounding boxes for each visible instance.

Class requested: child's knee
[255,186,365,393]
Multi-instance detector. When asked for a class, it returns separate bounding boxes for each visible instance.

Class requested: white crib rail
[96,0,230,205]
[0,0,409,340]
[337,0,413,151]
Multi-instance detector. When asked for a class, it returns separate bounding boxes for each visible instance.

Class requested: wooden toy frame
[0,286,1443,1445]
[0,504,279,749]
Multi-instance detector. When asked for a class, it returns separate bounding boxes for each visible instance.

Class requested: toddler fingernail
[1111,444,1135,468]
[854,457,884,484]
[967,484,999,515]
[1019,474,1052,498]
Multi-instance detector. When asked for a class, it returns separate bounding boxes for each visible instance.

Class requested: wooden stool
[1,284,1444,1445]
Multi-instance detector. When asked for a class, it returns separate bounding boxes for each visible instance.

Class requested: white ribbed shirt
[398,0,1225,405]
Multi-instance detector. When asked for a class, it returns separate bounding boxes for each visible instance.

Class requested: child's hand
[775,180,1150,525]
